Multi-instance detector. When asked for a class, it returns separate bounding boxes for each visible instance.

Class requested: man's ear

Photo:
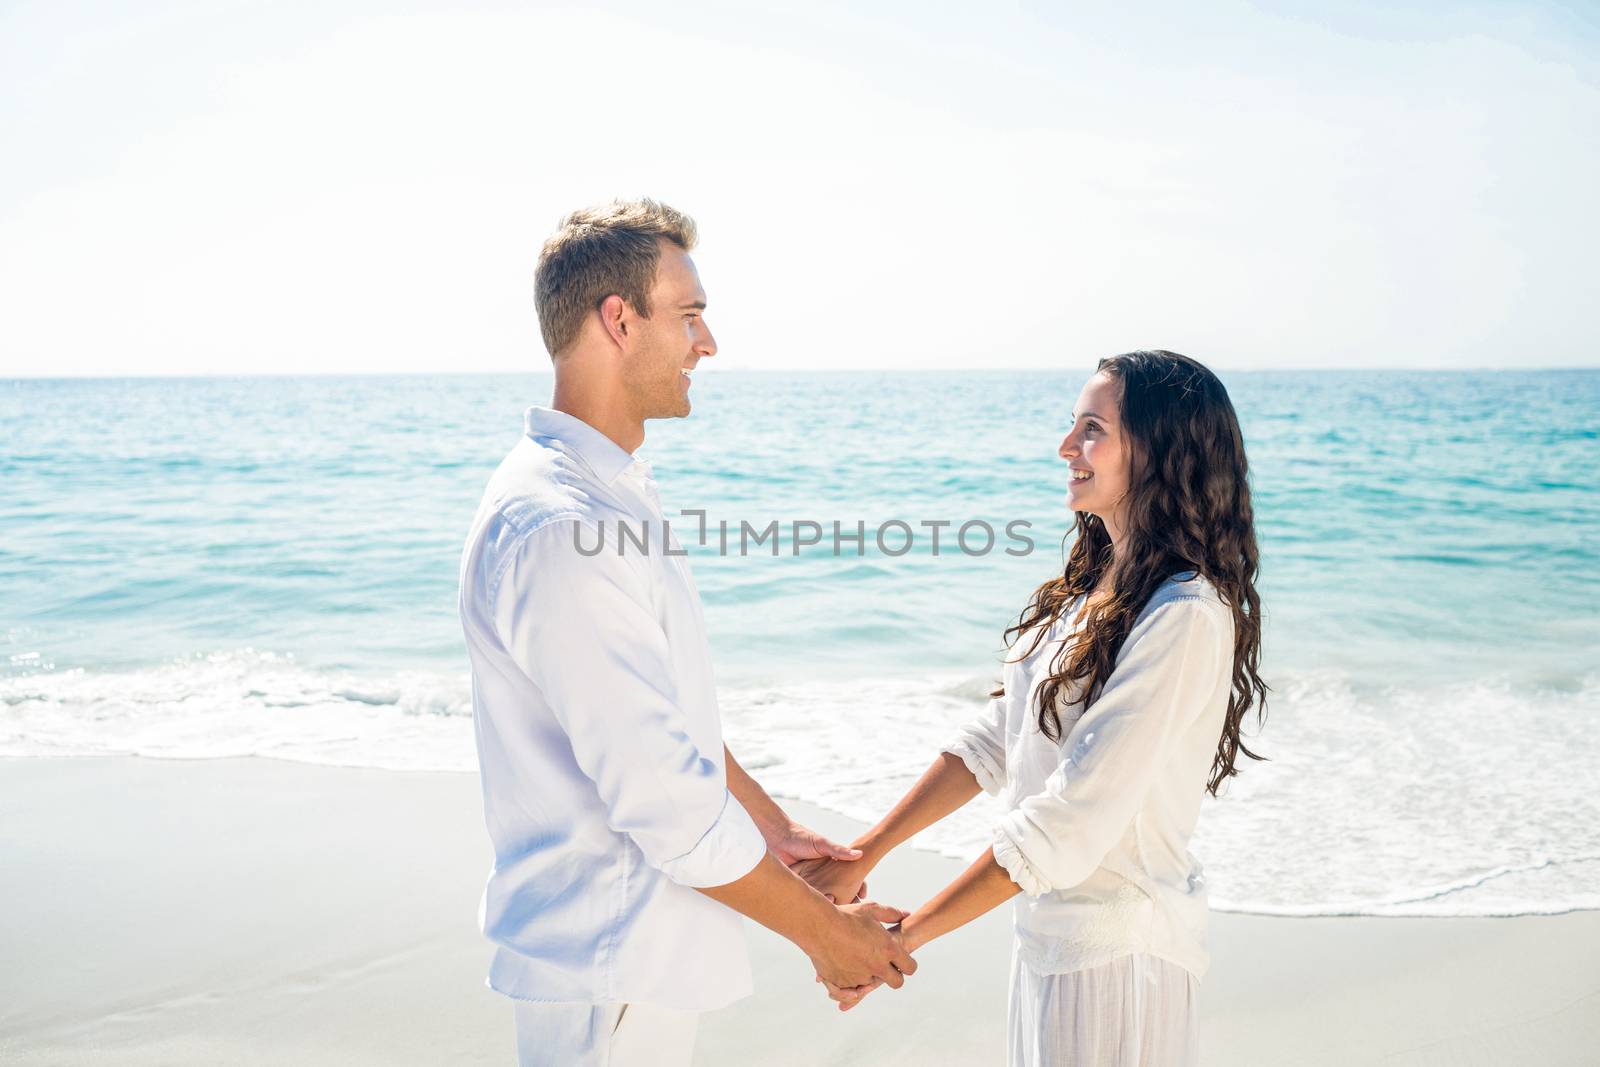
[598,294,628,349]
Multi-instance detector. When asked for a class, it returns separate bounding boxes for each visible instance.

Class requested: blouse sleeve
[940,693,1008,797]
[991,593,1229,897]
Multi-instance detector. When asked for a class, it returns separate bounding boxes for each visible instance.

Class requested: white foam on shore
[0,650,477,771]
[4,650,1597,918]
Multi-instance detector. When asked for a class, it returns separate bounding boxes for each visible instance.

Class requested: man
[457,199,915,1066]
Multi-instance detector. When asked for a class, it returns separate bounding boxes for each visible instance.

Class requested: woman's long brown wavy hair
[1003,350,1267,795]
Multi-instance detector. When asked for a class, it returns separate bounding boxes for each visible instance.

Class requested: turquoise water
[3,370,1598,915]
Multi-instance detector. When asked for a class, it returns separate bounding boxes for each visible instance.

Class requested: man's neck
[550,373,645,454]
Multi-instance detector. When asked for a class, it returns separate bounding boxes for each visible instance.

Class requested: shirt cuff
[942,736,1005,797]
[992,825,1051,897]
[656,788,769,889]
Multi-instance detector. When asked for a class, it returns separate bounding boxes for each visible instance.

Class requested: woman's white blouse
[942,572,1234,979]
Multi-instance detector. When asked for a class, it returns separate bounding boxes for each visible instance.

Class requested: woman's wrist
[896,912,931,954]
[853,828,898,867]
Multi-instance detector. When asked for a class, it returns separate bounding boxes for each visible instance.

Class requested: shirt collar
[524,406,639,485]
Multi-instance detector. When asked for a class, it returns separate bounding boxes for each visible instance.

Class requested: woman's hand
[790,853,873,904]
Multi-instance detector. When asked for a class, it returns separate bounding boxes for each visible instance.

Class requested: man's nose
[695,323,717,358]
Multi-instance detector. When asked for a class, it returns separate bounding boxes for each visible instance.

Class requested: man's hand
[768,821,863,869]
[819,849,1017,1010]
[816,924,911,1011]
[721,747,864,872]
[790,854,871,904]
[805,902,918,991]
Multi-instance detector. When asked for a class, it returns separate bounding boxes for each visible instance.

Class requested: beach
[7,0,1600,1057]
[4,756,1596,1066]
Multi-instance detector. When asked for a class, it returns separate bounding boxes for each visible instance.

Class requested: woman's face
[1059,371,1131,530]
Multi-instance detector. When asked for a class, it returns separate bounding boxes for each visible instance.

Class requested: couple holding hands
[458,199,1266,1066]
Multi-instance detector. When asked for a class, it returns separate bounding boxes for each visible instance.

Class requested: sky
[1,0,1597,376]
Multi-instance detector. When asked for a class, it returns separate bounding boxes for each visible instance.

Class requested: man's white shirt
[458,406,767,1011]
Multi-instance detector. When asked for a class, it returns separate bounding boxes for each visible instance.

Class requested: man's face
[621,242,717,421]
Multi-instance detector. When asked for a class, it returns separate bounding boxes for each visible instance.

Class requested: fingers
[841,981,882,1013]
[840,979,880,1010]
[890,943,918,976]
[819,975,879,1006]
[823,839,865,861]
[827,986,861,1012]
[861,902,911,924]
[790,827,863,863]
[880,964,905,990]
[853,883,867,902]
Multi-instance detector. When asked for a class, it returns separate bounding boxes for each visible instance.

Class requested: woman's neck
[1091,517,1125,601]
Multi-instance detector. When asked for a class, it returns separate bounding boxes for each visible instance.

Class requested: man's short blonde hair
[533,198,699,357]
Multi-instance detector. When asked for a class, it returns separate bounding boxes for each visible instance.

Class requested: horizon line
[4,365,1596,382]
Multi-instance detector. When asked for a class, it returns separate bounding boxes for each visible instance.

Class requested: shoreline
[3,756,1597,1065]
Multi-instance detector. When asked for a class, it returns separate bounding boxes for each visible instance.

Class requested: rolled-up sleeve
[941,694,1008,796]
[493,518,766,889]
[992,595,1228,896]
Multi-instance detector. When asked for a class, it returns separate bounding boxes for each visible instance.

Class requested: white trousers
[1009,950,1200,1067]
[512,999,699,1067]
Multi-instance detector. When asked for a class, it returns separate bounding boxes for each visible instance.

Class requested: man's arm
[496,522,766,888]
[495,522,915,989]
[724,745,863,868]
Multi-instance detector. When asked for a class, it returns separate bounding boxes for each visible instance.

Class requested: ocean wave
[0,649,475,771]
[3,651,1597,919]
[722,670,1600,920]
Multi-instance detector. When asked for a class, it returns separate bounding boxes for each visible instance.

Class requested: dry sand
[2,756,1595,1065]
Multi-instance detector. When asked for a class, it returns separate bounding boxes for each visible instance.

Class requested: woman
[796,350,1268,1066]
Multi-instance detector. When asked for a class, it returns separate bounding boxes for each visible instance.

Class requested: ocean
[3,369,1597,917]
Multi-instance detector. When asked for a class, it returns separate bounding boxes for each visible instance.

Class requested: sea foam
[5,650,1596,918]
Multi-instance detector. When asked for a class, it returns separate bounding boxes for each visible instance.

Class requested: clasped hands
[786,841,912,1012]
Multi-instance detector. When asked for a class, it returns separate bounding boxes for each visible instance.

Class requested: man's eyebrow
[679,300,707,310]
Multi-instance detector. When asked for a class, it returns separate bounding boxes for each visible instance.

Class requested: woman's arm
[991,596,1227,896]
[824,594,1230,1009]
[791,752,984,904]
[899,849,1019,952]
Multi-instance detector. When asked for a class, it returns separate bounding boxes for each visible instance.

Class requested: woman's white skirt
[1008,947,1200,1067]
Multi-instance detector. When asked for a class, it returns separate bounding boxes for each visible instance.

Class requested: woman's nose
[1059,435,1078,460]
